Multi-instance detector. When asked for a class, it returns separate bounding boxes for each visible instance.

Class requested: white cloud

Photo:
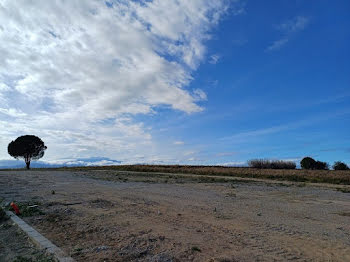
[174,141,185,145]
[216,152,238,157]
[0,0,230,162]
[193,89,208,101]
[279,158,301,163]
[267,16,309,51]
[277,16,309,33]
[209,54,220,64]
[218,161,246,166]
[266,38,289,51]
[0,83,10,91]
[0,108,27,117]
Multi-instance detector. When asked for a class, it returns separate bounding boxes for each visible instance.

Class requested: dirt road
[1,170,350,261]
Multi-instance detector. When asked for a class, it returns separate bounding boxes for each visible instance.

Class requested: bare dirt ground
[0,217,56,262]
[1,170,350,262]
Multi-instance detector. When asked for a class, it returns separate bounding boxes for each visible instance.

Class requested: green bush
[333,161,349,170]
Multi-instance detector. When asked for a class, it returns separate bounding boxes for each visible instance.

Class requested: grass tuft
[191,246,201,252]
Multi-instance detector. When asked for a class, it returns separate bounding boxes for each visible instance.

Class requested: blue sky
[0,0,349,167]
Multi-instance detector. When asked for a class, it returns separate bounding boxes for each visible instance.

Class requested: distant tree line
[333,161,350,170]
[300,157,349,170]
[248,159,296,169]
[248,157,349,170]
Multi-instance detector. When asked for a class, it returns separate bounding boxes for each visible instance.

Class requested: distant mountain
[0,160,25,169]
[0,157,121,169]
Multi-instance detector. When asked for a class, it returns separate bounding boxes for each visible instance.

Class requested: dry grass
[48,165,350,185]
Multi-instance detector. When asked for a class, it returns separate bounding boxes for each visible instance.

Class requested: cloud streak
[267,16,309,51]
[221,108,350,142]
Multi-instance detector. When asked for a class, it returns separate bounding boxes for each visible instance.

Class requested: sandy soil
[1,170,350,262]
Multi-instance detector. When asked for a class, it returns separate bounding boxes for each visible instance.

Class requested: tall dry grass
[56,165,350,185]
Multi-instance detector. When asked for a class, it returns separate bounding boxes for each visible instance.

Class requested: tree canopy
[8,135,47,169]
[300,157,329,170]
[333,161,349,170]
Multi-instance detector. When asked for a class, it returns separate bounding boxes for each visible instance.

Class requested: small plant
[337,188,350,193]
[333,161,349,170]
[191,246,201,252]
[13,254,56,262]
[13,257,32,262]
[8,202,44,217]
[0,206,8,221]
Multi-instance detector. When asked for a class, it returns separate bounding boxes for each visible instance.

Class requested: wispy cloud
[173,141,185,145]
[216,152,238,157]
[266,38,289,51]
[277,16,309,33]
[218,161,246,166]
[221,109,350,142]
[267,16,309,51]
[193,89,208,101]
[209,54,220,64]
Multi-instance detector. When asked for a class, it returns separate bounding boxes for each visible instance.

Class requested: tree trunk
[26,161,30,170]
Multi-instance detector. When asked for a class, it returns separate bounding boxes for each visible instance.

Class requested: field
[1,168,350,261]
[52,165,350,184]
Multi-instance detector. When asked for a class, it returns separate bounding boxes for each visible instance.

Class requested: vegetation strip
[46,165,350,185]
[6,211,74,262]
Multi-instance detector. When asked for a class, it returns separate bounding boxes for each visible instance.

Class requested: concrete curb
[6,211,75,262]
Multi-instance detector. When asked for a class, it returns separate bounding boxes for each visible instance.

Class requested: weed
[191,246,201,252]
[13,257,32,262]
[336,188,350,193]
[13,253,56,262]
[226,192,236,197]
[46,213,62,223]
[0,222,12,229]
[0,206,8,221]
[72,247,83,255]
[8,201,44,217]
[337,212,350,217]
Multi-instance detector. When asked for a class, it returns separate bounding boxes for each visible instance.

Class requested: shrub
[333,161,349,170]
[248,159,296,169]
[248,159,268,169]
[315,161,329,170]
[270,160,296,169]
[300,157,329,170]
[300,157,317,170]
